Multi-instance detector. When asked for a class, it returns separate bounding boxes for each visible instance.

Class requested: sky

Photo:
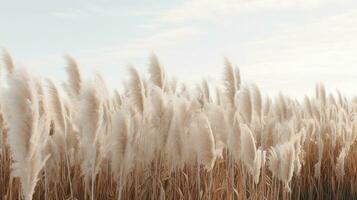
[1,0,357,98]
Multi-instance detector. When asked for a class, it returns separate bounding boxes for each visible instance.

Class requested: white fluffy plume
[2,69,50,200]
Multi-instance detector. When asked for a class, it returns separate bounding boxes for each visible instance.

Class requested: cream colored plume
[268,143,295,192]
[188,112,216,170]
[111,109,133,179]
[149,54,168,92]
[78,80,104,182]
[2,49,14,74]
[2,69,50,200]
[64,55,82,97]
[128,65,146,113]
[236,86,252,124]
[240,124,263,183]
[223,58,238,107]
[228,112,241,161]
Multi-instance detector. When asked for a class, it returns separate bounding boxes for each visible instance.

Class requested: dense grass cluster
[1,51,357,200]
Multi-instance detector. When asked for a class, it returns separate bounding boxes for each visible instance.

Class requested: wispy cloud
[51,2,156,20]
[222,9,357,96]
[16,0,357,96]
[159,0,351,22]
[51,8,91,20]
[79,26,200,65]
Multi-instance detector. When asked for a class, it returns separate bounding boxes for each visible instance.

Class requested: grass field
[1,51,357,200]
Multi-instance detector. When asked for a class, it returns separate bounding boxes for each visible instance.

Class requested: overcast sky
[1,0,357,97]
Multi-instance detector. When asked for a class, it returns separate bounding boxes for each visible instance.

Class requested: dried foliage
[1,53,357,200]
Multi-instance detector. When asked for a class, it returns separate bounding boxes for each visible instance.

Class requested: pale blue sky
[1,0,357,97]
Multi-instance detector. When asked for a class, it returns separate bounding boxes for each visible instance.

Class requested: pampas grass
[2,69,50,200]
[2,49,14,75]
[65,55,82,97]
[1,52,357,199]
[128,65,146,114]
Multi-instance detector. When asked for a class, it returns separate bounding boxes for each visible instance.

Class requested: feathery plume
[111,110,131,179]
[223,58,237,107]
[240,124,257,175]
[47,80,67,133]
[235,66,241,90]
[2,49,14,74]
[64,55,82,97]
[228,112,241,161]
[78,80,103,185]
[201,79,210,103]
[237,86,252,124]
[128,65,146,113]
[251,84,262,118]
[189,112,216,170]
[2,69,50,200]
[268,143,295,192]
[149,54,167,92]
